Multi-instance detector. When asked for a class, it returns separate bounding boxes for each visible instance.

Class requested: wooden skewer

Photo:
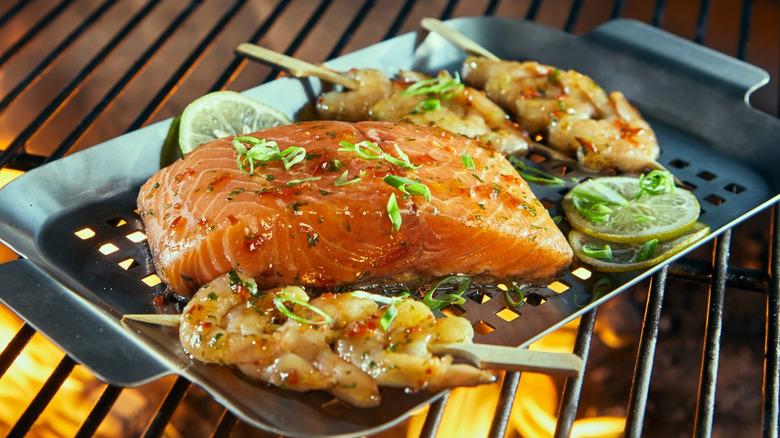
[123,313,581,376]
[429,343,582,377]
[421,18,681,181]
[235,43,359,90]
[122,313,180,327]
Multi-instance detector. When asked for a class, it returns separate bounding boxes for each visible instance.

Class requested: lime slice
[178,91,290,155]
[570,223,710,272]
[562,176,700,244]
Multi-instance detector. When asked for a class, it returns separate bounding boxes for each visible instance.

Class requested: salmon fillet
[138,121,572,295]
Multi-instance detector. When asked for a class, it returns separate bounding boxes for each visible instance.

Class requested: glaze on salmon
[138,121,572,295]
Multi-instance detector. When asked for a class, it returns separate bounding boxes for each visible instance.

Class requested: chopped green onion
[350,290,409,305]
[334,170,363,186]
[569,181,629,224]
[379,302,399,331]
[508,156,565,185]
[582,243,613,261]
[273,295,333,326]
[414,98,441,113]
[383,175,431,201]
[382,145,420,170]
[233,136,307,174]
[592,277,613,300]
[286,176,321,186]
[402,72,464,98]
[423,275,471,311]
[504,282,526,308]
[461,154,475,170]
[634,239,659,262]
[279,146,307,170]
[386,193,402,231]
[227,270,258,296]
[338,140,384,160]
[637,170,675,199]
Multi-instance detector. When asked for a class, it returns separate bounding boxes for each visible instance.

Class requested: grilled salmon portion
[138,121,572,295]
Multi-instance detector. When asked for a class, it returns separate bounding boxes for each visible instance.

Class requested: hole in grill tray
[572,267,592,280]
[473,320,495,335]
[528,153,547,163]
[106,216,127,227]
[118,258,139,270]
[525,293,546,306]
[98,243,119,255]
[704,194,725,205]
[141,274,162,287]
[682,180,698,190]
[496,307,520,322]
[669,159,689,168]
[74,227,96,239]
[697,170,717,181]
[547,281,570,293]
[441,305,465,317]
[558,187,569,196]
[126,231,147,242]
[724,183,746,194]
[468,290,492,304]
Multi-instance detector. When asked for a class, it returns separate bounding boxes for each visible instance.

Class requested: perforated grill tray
[0,17,778,438]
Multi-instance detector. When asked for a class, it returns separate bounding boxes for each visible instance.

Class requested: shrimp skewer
[422,18,673,176]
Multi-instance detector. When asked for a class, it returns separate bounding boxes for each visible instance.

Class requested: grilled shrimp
[462,57,660,172]
[316,69,529,156]
[179,272,495,407]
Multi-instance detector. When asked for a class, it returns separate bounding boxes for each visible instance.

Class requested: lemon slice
[562,176,700,243]
[178,91,290,155]
[569,223,710,272]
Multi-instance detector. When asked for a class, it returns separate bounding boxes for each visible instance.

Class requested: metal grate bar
[693,231,731,436]
[210,0,292,92]
[564,0,584,33]
[624,268,668,437]
[141,377,191,438]
[0,0,29,28]
[737,0,753,60]
[0,0,163,168]
[325,0,376,61]
[45,0,203,163]
[667,258,768,293]
[0,0,71,67]
[487,371,521,438]
[8,356,76,436]
[439,0,460,21]
[484,0,500,16]
[210,409,238,438]
[419,393,449,438]
[0,0,115,112]
[0,323,35,379]
[262,0,333,84]
[553,309,598,438]
[611,0,625,19]
[694,0,712,44]
[75,384,123,438]
[763,205,780,437]
[525,0,543,21]
[126,0,246,132]
[382,0,416,40]
[651,0,666,27]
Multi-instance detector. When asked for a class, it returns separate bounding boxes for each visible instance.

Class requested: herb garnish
[233,136,306,174]
[582,243,613,261]
[334,170,364,186]
[227,270,258,296]
[380,303,399,331]
[273,292,333,326]
[637,170,675,199]
[338,140,419,170]
[423,275,471,311]
[461,154,475,170]
[569,181,629,224]
[350,291,410,332]
[383,175,431,201]
[634,239,659,262]
[413,98,441,113]
[386,193,402,231]
[508,156,565,185]
[286,176,321,186]
[504,282,526,308]
[402,72,464,98]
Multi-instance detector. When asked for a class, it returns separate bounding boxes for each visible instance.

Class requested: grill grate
[0,0,777,437]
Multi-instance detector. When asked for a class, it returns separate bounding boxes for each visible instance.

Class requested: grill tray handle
[0,259,170,386]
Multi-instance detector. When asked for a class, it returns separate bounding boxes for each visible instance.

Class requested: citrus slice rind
[563,176,700,244]
[569,223,711,273]
[178,91,291,155]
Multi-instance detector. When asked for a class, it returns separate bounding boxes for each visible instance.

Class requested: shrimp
[179,272,496,407]
[462,56,660,172]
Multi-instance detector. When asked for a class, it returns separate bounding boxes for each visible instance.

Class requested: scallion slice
[383,175,431,201]
[387,193,402,231]
[582,243,613,261]
[461,154,475,170]
[423,275,471,311]
[273,295,333,326]
[634,239,659,262]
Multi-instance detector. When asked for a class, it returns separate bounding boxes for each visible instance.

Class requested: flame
[406,318,626,438]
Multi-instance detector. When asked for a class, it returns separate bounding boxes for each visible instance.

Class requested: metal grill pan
[0,17,778,438]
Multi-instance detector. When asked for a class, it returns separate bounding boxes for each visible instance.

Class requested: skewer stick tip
[420,18,500,61]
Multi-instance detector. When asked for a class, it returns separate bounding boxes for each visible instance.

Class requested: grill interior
[0,1,778,437]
